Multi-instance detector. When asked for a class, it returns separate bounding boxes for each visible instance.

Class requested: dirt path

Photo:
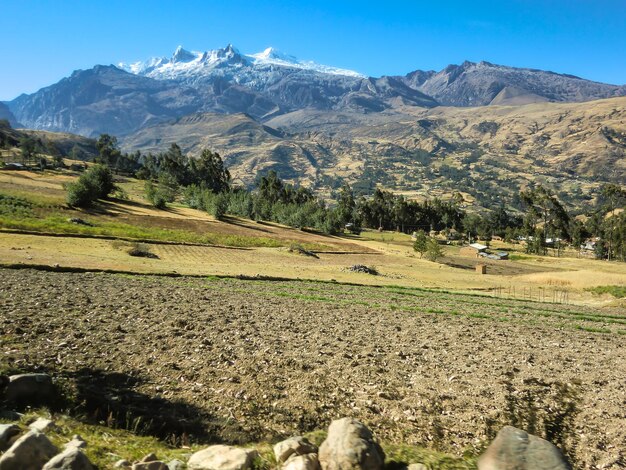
[1,269,624,468]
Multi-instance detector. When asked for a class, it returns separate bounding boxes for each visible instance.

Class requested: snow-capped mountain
[119,44,365,81]
[7,43,625,138]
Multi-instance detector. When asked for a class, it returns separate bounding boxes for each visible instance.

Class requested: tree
[520,186,569,255]
[598,184,626,261]
[257,170,285,205]
[425,237,444,262]
[19,137,38,164]
[413,230,429,258]
[145,173,178,209]
[189,149,231,192]
[336,184,356,226]
[95,134,121,167]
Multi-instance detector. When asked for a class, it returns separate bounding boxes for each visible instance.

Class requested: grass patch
[0,213,288,248]
[384,442,476,470]
[585,285,626,298]
[3,411,195,469]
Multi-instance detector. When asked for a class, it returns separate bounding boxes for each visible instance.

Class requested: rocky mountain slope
[122,97,626,210]
[0,103,19,127]
[399,60,626,107]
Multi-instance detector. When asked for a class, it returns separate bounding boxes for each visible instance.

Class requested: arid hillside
[121,97,626,210]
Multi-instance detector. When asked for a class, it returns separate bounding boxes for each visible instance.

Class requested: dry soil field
[1,268,624,469]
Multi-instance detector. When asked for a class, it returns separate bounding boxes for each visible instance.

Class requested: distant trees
[519,186,569,255]
[19,137,40,164]
[95,134,122,167]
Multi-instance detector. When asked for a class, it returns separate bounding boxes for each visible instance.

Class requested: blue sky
[1,0,625,100]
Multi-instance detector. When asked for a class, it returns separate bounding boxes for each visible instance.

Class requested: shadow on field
[63,368,246,445]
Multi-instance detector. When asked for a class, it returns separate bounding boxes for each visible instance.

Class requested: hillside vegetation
[121,97,626,212]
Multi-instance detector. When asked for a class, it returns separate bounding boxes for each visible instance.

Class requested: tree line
[67,134,626,261]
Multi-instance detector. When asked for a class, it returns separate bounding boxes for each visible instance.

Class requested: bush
[145,175,178,209]
[65,165,114,208]
[84,165,114,199]
[127,242,158,259]
[66,180,98,208]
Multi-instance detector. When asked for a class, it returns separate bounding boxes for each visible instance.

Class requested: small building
[469,242,488,252]
[460,243,488,258]
[495,251,509,260]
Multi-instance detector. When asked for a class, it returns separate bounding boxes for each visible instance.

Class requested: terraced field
[1,268,624,469]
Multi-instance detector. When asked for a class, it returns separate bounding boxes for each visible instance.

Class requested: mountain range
[5,44,625,138]
[3,44,626,211]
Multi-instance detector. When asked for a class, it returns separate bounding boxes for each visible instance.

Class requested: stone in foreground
[4,373,56,406]
[132,461,169,470]
[187,445,258,470]
[0,430,58,470]
[0,424,21,452]
[319,418,385,470]
[283,454,321,470]
[478,426,571,470]
[42,447,95,470]
[274,436,318,464]
[28,417,57,433]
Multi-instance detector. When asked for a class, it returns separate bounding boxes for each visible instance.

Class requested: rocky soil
[1,268,624,469]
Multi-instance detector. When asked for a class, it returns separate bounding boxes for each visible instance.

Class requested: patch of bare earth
[1,269,624,468]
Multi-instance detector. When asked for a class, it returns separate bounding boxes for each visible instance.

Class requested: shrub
[65,164,114,208]
[84,165,114,199]
[145,175,178,209]
[66,179,98,208]
[127,242,158,258]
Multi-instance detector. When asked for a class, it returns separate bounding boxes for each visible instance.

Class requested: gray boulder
[4,373,56,406]
[64,435,87,450]
[0,430,58,470]
[28,417,57,432]
[274,436,318,464]
[406,465,427,470]
[167,459,186,470]
[478,426,571,470]
[42,447,95,470]
[319,418,384,470]
[187,445,258,470]
[283,454,321,470]
[0,424,21,452]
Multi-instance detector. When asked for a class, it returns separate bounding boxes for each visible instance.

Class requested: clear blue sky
[1,0,625,101]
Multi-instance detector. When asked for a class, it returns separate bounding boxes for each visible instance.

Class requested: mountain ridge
[6,45,626,159]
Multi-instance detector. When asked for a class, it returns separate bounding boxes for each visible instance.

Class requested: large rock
[4,373,56,406]
[42,447,95,470]
[64,435,87,450]
[0,424,21,452]
[283,454,321,470]
[28,417,57,432]
[319,418,385,470]
[274,436,318,464]
[187,445,258,470]
[167,460,186,470]
[0,430,58,470]
[478,426,571,470]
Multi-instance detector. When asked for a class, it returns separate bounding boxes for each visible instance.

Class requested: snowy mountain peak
[252,47,298,64]
[118,44,364,81]
[248,46,364,77]
[171,46,196,63]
